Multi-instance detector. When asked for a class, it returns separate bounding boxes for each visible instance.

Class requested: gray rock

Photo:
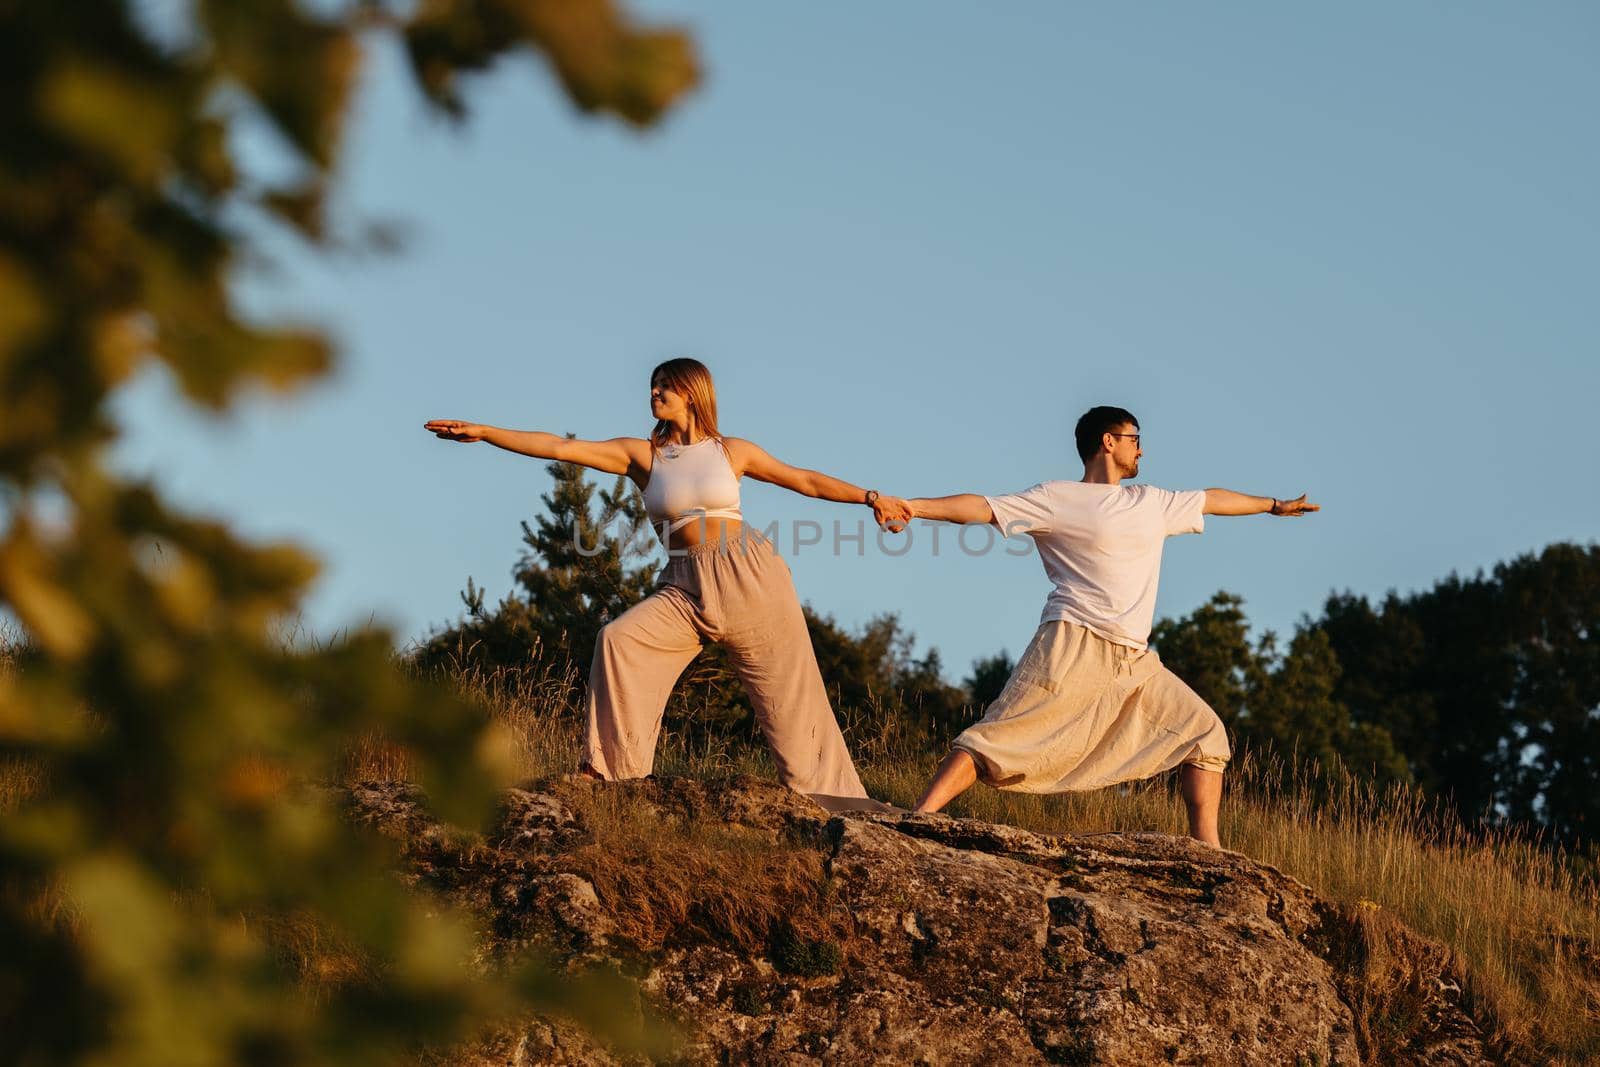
[348,776,1496,1066]
[496,788,584,849]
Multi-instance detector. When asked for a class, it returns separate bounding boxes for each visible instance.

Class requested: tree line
[422,461,1600,846]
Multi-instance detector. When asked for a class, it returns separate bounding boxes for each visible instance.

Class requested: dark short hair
[1074,406,1139,462]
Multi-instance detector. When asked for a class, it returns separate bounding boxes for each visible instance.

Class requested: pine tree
[415,457,659,684]
[513,457,659,664]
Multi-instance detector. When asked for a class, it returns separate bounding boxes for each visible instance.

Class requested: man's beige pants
[582,534,879,811]
[955,620,1231,793]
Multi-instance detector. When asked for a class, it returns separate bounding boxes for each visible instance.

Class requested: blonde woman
[426,358,908,811]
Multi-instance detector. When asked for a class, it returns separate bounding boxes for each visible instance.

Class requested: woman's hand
[873,494,914,533]
[425,419,489,442]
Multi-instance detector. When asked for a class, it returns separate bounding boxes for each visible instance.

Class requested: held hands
[872,494,914,533]
[425,419,489,442]
[1269,494,1320,517]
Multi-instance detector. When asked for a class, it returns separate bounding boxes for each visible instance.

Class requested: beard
[1119,458,1140,479]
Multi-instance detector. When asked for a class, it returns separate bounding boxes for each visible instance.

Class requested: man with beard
[899,405,1318,846]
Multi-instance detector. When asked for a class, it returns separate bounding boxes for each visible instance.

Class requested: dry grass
[0,630,46,814]
[7,633,1596,1061]
[343,652,763,787]
[864,747,1600,1063]
[253,909,378,1000]
[556,783,847,960]
[1232,764,1600,1062]
[345,657,843,966]
[374,661,1600,1063]
[344,654,588,786]
[0,755,46,813]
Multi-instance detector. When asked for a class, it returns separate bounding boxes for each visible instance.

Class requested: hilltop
[348,775,1500,1065]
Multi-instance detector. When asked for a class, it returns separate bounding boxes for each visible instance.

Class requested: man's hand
[1269,494,1319,517]
[1205,488,1321,517]
[425,419,489,442]
[873,494,913,532]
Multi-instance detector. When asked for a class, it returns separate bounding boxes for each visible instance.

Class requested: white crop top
[642,437,744,534]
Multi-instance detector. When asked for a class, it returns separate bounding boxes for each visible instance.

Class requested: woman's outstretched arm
[726,438,910,527]
[424,420,650,479]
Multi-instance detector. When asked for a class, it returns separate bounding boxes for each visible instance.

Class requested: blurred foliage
[0,1,696,1064]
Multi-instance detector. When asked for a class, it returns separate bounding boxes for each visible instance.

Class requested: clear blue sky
[109,1,1599,680]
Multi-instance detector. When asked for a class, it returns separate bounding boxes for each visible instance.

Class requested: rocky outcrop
[348,775,1499,1066]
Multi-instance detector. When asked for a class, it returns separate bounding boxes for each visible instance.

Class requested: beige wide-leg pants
[582,533,881,811]
[954,620,1231,793]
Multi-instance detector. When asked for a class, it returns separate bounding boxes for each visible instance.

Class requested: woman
[425,358,908,811]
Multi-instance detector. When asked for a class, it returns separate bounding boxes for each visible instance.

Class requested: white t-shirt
[986,481,1207,650]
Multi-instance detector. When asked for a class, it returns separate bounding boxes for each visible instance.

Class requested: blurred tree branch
[0,0,696,1062]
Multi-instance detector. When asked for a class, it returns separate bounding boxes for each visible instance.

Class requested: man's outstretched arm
[1203,490,1320,516]
[907,494,995,526]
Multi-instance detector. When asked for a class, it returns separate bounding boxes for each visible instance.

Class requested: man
[898,406,1318,846]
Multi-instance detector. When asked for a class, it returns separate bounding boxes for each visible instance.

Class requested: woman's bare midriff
[665,517,746,551]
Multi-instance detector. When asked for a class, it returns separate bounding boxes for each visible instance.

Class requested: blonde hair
[649,357,722,449]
